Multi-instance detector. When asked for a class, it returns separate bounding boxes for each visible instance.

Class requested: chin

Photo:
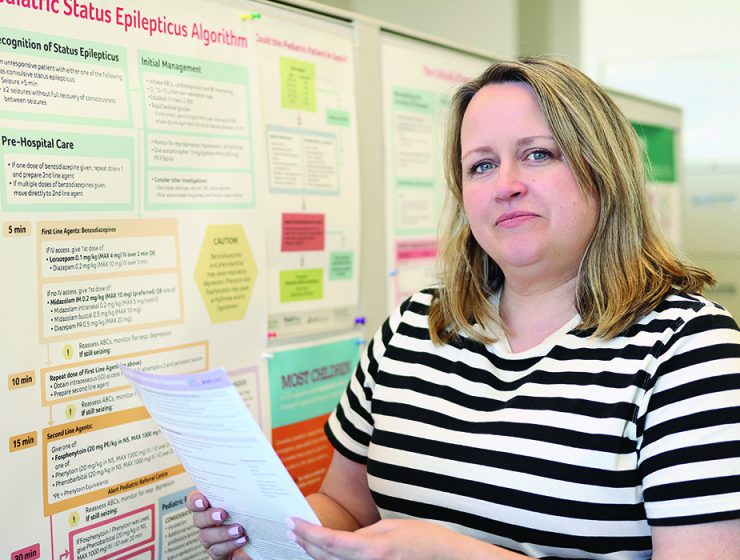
[492,247,544,270]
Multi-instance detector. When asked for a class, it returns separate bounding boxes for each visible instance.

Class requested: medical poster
[267,335,361,495]
[255,5,362,339]
[1,1,270,558]
[632,121,681,245]
[380,33,488,311]
[609,90,683,250]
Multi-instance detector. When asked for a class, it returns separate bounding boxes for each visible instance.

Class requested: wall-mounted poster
[380,32,488,311]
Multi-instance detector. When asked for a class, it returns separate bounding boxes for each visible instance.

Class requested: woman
[189,57,740,559]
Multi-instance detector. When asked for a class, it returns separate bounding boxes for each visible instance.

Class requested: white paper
[120,365,320,560]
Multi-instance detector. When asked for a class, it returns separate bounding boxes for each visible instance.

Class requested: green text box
[280,57,316,112]
[138,50,256,210]
[280,268,323,302]
[632,122,676,183]
[0,27,127,69]
[268,338,361,428]
[0,27,131,127]
[326,109,350,127]
[395,179,435,188]
[392,87,437,116]
[0,128,134,212]
[329,251,354,280]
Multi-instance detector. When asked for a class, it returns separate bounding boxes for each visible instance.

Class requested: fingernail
[228,526,241,536]
[211,511,223,522]
[235,536,247,545]
[194,499,204,509]
[286,529,296,543]
[285,517,295,530]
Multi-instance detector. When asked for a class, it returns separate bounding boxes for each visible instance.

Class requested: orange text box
[272,413,332,496]
[37,219,184,342]
[3,221,32,237]
[8,370,35,391]
[10,430,37,453]
[41,342,208,405]
[42,407,184,515]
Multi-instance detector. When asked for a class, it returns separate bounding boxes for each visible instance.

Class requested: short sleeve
[637,300,740,526]
[325,295,414,463]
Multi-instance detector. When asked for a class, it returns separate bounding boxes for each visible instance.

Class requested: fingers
[289,518,367,560]
[186,492,233,531]
[186,491,249,560]
[192,506,229,529]
[200,529,248,560]
[186,490,210,512]
[194,520,248,559]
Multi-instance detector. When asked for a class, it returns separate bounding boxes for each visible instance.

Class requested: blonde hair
[429,56,714,345]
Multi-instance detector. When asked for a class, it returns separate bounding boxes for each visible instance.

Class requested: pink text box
[281,213,325,252]
[10,544,40,560]
[396,239,437,261]
[69,505,154,560]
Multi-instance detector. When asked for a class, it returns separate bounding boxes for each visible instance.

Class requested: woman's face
[460,81,599,287]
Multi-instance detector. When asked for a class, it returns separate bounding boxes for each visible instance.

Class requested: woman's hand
[288,517,471,560]
[186,491,250,560]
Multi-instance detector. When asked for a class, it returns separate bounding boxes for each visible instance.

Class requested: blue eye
[472,161,495,174]
[527,149,551,161]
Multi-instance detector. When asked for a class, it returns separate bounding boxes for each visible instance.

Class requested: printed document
[120,365,319,560]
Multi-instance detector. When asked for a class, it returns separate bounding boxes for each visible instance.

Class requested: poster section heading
[0,5,248,48]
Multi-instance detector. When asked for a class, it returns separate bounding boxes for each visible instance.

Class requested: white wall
[580,0,740,316]
[581,0,740,75]
[314,0,517,58]
[581,0,740,163]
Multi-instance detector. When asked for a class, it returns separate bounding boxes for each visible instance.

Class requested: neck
[499,276,579,352]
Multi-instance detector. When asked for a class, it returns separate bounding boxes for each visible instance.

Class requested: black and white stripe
[325,289,740,559]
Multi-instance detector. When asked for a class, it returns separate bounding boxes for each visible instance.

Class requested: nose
[494,161,527,201]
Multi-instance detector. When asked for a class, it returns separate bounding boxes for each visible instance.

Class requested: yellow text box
[8,370,35,391]
[10,430,37,452]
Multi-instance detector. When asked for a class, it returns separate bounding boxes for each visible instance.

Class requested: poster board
[0,3,689,555]
[0,0,372,554]
[1,1,309,558]
[256,4,362,339]
[682,165,740,318]
[608,89,683,249]
[380,32,490,311]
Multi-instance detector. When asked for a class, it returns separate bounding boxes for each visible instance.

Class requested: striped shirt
[325,289,740,559]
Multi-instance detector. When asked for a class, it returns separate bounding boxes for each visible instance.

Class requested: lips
[495,211,538,226]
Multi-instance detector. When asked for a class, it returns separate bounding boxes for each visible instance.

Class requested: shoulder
[566,293,739,376]
[652,292,731,317]
[634,297,740,527]
[620,292,739,339]
[370,287,438,360]
[643,292,739,339]
[635,292,740,399]
[390,287,438,327]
